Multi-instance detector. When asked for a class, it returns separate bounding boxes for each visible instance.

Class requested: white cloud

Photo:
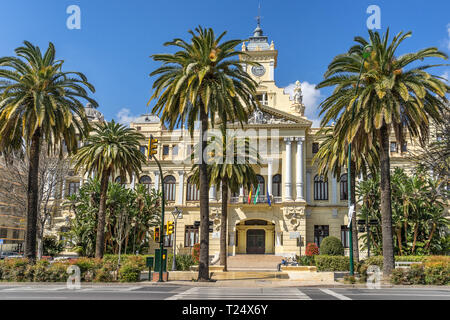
[447,23,450,51]
[116,108,138,126]
[441,71,449,82]
[284,81,323,126]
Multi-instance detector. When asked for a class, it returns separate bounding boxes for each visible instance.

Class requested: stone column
[131,173,136,190]
[239,186,244,202]
[267,159,273,197]
[295,137,305,201]
[306,171,311,203]
[331,176,337,204]
[177,171,184,205]
[284,137,293,201]
[61,179,66,199]
[209,185,216,202]
[154,171,160,193]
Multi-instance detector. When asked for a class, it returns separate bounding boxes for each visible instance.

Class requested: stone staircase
[226,254,283,271]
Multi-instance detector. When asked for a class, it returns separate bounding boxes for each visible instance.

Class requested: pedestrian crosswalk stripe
[319,289,352,300]
[166,287,311,300]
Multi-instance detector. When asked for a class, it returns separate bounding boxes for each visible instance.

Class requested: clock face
[251,65,266,77]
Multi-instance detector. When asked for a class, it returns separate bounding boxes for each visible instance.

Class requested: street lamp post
[348,44,372,276]
[171,207,182,271]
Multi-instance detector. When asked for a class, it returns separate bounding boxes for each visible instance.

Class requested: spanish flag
[247,186,252,204]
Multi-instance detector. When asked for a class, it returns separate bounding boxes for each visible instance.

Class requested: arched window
[164,175,176,201]
[186,176,199,201]
[256,175,265,195]
[314,175,328,200]
[114,176,126,184]
[139,175,152,192]
[272,174,282,197]
[340,174,348,200]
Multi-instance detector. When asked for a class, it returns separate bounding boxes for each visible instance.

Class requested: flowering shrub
[305,243,319,256]
[192,243,200,262]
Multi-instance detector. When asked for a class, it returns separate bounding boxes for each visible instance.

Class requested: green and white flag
[254,184,260,204]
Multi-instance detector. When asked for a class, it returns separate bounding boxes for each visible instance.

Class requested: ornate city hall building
[9,22,435,259]
[128,23,421,259]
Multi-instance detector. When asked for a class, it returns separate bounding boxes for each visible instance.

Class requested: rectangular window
[312,143,319,154]
[68,182,80,196]
[401,142,407,152]
[140,146,147,155]
[12,229,20,240]
[341,225,350,248]
[390,142,397,153]
[163,226,173,247]
[163,145,170,156]
[172,145,178,156]
[184,225,199,247]
[314,225,329,248]
[0,228,7,238]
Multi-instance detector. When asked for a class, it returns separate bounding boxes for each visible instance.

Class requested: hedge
[314,255,351,271]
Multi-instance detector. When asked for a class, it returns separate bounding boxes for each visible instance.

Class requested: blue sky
[0,0,449,126]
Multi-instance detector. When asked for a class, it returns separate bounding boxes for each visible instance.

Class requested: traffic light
[167,221,174,235]
[153,227,160,242]
[148,135,158,159]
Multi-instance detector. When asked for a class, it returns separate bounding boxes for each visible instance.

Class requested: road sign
[0,239,3,244]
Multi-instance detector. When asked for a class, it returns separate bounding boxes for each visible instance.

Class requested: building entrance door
[246,229,265,254]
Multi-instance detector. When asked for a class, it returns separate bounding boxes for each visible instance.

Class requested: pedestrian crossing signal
[154,227,160,242]
[167,221,174,235]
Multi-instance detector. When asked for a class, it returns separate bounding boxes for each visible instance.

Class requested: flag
[254,184,260,204]
[247,186,252,204]
[267,185,271,206]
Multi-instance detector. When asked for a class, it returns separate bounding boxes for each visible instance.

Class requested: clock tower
[240,16,278,84]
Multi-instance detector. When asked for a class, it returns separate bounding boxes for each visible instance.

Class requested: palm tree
[0,41,96,261]
[191,130,259,271]
[149,26,259,281]
[317,29,449,275]
[73,120,146,258]
[314,126,379,262]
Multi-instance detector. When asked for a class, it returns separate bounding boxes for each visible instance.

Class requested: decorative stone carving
[209,207,221,231]
[283,206,305,231]
[248,108,295,125]
[291,80,306,116]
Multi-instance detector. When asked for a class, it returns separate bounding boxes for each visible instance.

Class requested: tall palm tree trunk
[350,160,359,262]
[95,169,110,259]
[198,107,210,281]
[379,124,395,276]
[220,179,228,271]
[24,129,41,262]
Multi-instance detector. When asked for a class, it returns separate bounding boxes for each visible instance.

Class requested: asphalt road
[0,284,449,300]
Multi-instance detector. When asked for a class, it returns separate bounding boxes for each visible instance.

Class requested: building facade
[127,23,430,259]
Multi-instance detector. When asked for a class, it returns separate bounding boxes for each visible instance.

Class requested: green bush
[314,255,350,271]
[118,264,141,282]
[103,254,154,271]
[424,264,450,285]
[167,254,197,271]
[319,236,344,256]
[296,255,315,266]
